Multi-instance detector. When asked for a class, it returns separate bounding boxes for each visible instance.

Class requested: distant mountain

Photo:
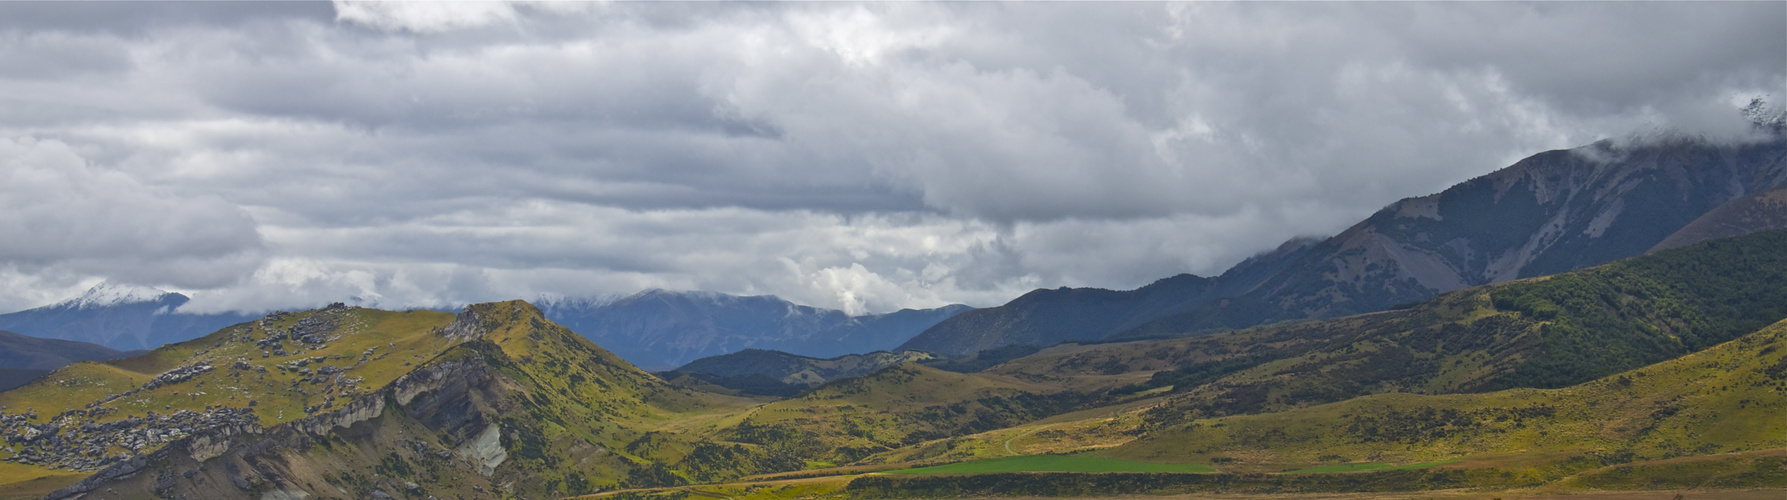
[0,283,257,351]
[536,290,971,369]
[898,238,1318,358]
[0,329,135,370]
[0,284,965,369]
[904,136,1787,356]
[0,329,137,391]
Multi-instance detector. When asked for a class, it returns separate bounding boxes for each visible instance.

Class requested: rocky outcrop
[44,344,518,500]
[457,423,508,477]
[435,308,488,342]
[1,405,257,473]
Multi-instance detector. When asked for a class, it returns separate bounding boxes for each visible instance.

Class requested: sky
[0,1,1782,315]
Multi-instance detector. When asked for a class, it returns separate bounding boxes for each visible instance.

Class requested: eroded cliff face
[47,346,517,500]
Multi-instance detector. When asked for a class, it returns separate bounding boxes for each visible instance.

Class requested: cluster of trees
[1490,229,1787,389]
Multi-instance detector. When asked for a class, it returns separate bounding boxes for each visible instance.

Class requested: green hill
[712,363,1085,466]
[1104,316,1787,480]
[12,301,784,499]
[829,317,1787,498]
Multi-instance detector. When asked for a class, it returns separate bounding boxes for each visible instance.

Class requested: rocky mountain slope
[903,136,1787,357]
[1648,186,1787,252]
[539,290,970,369]
[898,239,1318,358]
[0,283,256,352]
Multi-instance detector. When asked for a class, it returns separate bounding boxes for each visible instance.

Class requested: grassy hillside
[1106,317,1787,477]
[666,348,938,396]
[713,363,1090,466]
[3,301,798,499]
[0,305,459,427]
[988,229,1787,425]
[832,317,1786,497]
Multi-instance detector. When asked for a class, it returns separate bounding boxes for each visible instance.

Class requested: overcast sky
[0,1,1781,315]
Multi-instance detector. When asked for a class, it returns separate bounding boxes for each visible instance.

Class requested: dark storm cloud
[0,1,1779,314]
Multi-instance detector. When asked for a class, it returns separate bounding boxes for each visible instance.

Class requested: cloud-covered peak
[58,282,176,310]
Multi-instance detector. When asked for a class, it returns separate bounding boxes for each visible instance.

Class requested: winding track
[1002,424,1050,456]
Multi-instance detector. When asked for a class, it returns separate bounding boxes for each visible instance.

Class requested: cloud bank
[0,1,1779,314]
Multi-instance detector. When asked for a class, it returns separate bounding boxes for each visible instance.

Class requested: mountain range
[1,228,1779,499]
[536,290,971,369]
[900,136,1787,357]
[0,285,970,373]
[0,284,256,352]
[23,136,1781,370]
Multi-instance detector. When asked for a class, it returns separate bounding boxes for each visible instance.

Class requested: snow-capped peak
[59,282,172,309]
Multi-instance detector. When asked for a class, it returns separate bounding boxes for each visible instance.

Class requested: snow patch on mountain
[57,282,175,310]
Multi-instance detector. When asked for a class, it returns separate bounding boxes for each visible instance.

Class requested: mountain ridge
[901,136,1787,357]
[0,283,258,352]
[541,290,971,369]
[0,285,971,371]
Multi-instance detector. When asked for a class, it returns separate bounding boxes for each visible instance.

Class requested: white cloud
[0,137,264,291]
[333,1,520,33]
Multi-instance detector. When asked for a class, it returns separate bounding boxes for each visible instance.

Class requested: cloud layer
[0,2,1780,314]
